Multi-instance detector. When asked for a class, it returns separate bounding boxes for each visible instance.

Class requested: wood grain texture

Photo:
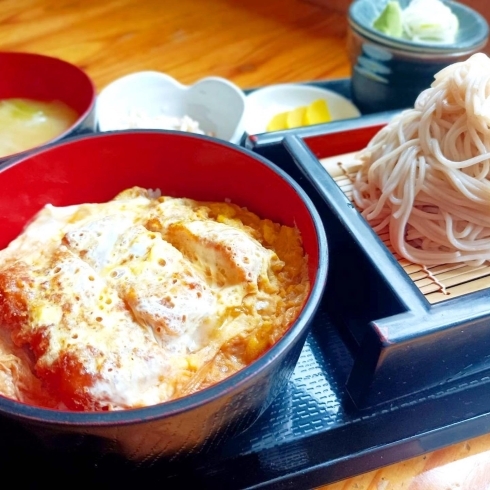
[0,1,489,489]
[319,432,490,490]
[0,0,351,93]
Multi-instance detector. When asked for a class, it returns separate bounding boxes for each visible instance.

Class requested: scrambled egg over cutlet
[0,187,309,411]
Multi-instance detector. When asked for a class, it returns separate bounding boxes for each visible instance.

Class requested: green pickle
[373,1,403,38]
[0,98,78,157]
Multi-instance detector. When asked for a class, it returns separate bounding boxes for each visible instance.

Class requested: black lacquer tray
[5,78,490,490]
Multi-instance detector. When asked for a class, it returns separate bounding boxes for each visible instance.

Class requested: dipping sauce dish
[347,0,489,113]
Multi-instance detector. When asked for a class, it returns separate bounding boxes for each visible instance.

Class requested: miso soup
[0,98,79,157]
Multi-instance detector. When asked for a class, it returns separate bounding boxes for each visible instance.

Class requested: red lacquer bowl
[0,130,328,467]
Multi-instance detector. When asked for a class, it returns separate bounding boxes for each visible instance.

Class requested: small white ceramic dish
[96,71,246,144]
[243,84,361,135]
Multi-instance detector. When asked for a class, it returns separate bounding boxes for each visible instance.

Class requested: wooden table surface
[2,1,490,489]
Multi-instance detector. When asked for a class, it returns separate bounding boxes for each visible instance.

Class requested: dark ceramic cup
[348,0,489,114]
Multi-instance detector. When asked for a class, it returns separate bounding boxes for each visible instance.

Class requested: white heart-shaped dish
[96,72,246,144]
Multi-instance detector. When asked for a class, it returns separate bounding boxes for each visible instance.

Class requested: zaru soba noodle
[352,53,490,267]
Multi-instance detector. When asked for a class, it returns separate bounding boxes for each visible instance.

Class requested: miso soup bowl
[0,51,96,163]
[0,131,328,469]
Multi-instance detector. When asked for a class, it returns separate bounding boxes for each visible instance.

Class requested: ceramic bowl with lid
[347,0,489,113]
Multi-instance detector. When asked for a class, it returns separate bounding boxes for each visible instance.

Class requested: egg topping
[0,187,309,411]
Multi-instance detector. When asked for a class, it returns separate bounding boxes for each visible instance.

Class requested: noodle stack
[353,53,490,266]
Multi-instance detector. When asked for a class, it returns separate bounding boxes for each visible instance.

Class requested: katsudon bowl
[0,130,328,464]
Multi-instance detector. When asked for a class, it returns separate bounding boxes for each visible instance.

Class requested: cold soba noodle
[353,53,490,266]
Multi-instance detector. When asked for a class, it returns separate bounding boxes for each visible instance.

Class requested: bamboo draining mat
[320,153,490,304]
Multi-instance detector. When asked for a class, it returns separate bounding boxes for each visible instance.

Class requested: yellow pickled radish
[266,111,289,131]
[304,99,331,125]
[286,106,306,129]
[265,98,333,132]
